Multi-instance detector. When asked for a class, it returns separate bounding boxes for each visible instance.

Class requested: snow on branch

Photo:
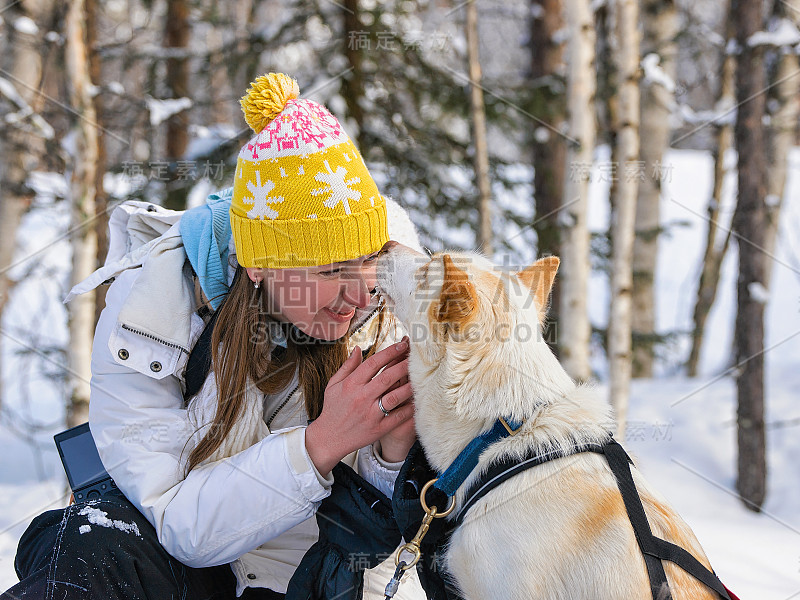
[0,77,55,139]
[678,101,737,127]
[748,282,770,304]
[12,16,39,35]
[144,96,193,127]
[748,19,800,48]
[641,53,676,93]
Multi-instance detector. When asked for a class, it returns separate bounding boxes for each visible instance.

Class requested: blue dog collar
[433,417,524,498]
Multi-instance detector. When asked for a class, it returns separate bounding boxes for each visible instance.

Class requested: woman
[2,73,427,600]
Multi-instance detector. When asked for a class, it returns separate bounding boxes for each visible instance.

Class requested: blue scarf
[179,188,233,310]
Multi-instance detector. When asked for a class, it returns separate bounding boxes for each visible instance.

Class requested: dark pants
[2,491,284,600]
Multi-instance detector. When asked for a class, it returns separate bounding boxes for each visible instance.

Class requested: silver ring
[378,397,390,417]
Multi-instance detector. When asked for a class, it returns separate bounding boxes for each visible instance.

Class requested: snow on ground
[624,365,800,600]
[2,148,800,597]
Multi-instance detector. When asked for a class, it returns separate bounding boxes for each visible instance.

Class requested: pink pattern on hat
[241,100,347,161]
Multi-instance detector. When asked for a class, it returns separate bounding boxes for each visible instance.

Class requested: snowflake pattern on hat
[244,172,284,219]
[312,160,362,215]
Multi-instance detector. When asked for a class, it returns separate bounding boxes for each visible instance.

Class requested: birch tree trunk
[687,28,736,377]
[558,0,596,382]
[608,0,641,436]
[632,0,678,378]
[65,0,99,428]
[465,0,493,255]
[0,0,55,410]
[531,0,565,334]
[731,0,768,512]
[763,0,800,289]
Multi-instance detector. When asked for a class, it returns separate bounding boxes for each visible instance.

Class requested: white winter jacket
[68,199,426,598]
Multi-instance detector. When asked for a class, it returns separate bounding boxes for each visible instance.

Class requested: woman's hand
[305,337,416,477]
[374,352,417,463]
[376,413,417,463]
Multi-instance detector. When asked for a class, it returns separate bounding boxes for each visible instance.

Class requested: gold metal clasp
[395,539,423,569]
[419,479,456,517]
[394,479,456,571]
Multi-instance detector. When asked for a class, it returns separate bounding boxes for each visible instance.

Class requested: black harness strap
[602,440,731,600]
[455,437,731,600]
[453,442,605,527]
[651,537,733,597]
[603,439,674,600]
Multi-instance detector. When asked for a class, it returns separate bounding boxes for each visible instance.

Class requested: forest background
[1,0,799,596]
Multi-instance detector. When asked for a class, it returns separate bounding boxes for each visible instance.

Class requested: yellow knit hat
[231,73,389,268]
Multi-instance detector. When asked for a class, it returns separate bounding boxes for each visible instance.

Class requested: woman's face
[247,252,379,341]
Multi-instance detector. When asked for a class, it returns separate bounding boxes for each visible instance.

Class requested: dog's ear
[517,256,559,317]
[436,254,477,325]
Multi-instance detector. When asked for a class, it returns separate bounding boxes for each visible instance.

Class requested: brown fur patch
[575,485,627,539]
[436,254,477,325]
[569,476,717,599]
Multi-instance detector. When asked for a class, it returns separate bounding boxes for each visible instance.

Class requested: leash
[384,478,456,599]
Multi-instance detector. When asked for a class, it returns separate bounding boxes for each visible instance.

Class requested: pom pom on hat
[240,73,300,134]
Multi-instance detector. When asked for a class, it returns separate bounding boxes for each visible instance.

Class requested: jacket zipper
[266,385,299,429]
[121,324,190,354]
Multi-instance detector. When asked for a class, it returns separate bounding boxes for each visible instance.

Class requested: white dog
[377,244,728,600]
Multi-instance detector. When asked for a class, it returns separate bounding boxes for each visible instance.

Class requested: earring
[254,280,260,289]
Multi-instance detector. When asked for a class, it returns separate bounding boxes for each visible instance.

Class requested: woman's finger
[377,351,406,374]
[364,359,409,400]
[377,399,415,431]
[350,338,409,385]
[382,374,410,396]
[327,345,362,386]
[376,381,414,412]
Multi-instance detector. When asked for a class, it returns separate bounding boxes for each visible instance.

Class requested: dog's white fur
[377,246,718,600]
